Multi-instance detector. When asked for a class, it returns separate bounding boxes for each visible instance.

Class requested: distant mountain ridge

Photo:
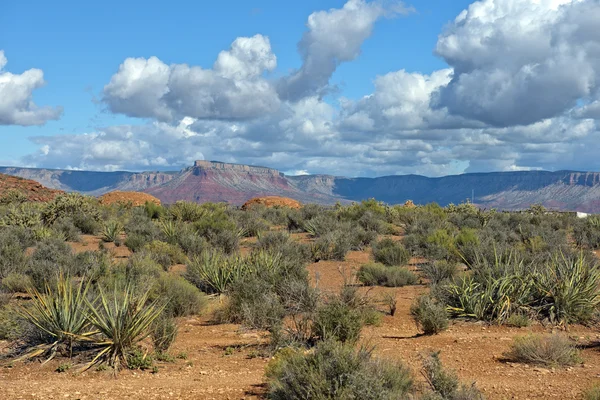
[2,162,600,212]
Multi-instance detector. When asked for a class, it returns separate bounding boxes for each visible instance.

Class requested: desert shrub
[151,274,207,317]
[312,297,363,344]
[410,295,448,335]
[193,209,237,238]
[25,238,75,290]
[0,188,28,205]
[101,220,123,243]
[372,238,410,266]
[255,231,291,252]
[347,226,378,250]
[505,334,580,367]
[2,272,33,292]
[422,351,484,399]
[0,304,25,341]
[505,313,531,328]
[357,263,417,287]
[124,233,151,252]
[143,240,187,271]
[100,253,162,292]
[52,217,81,241]
[172,224,208,257]
[425,228,457,261]
[206,229,240,254]
[311,230,352,261]
[72,251,111,279]
[151,315,178,353]
[126,348,154,370]
[185,251,248,295]
[421,260,458,285]
[72,211,100,234]
[17,274,91,361]
[265,340,413,400]
[42,193,100,226]
[124,209,160,242]
[303,213,340,237]
[234,209,270,236]
[1,203,43,228]
[145,201,166,220]
[0,229,28,279]
[85,285,165,371]
[584,384,600,400]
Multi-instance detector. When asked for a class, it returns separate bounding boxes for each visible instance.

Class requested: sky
[1,0,599,177]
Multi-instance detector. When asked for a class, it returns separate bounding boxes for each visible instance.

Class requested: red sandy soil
[99,191,161,207]
[0,173,63,202]
[2,236,600,399]
[241,196,301,210]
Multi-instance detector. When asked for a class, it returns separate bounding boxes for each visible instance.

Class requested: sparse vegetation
[505,334,581,367]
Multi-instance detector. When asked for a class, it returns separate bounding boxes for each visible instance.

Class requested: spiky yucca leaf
[83,285,165,371]
[186,251,249,295]
[101,220,123,243]
[16,274,92,363]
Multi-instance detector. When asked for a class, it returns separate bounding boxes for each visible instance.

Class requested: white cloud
[434,0,600,127]
[0,50,63,126]
[277,0,411,101]
[103,34,280,121]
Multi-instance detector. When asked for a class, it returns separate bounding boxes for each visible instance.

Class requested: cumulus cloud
[20,0,600,177]
[277,0,411,101]
[103,34,279,121]
[0,50,63,126]
[434,0,600,127]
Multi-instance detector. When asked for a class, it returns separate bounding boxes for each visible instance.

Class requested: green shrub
[125,233,152,252]
[25,238,75,290]
[410,295,448,335]
[421,260,458,285]
[52,217,81,241]
[311,230,352,261]
[372,238,410,266]
[254,231,291,252]
[422,351,484,399]
[0,229,29,278]
[42,193,100,226]
[0,188,28,205]
[126,348,154,370]
[151,274,207,317]
[505,313,531,328]
[312,299,363,344]
[151,315,178,353]
[72,211,100,234]
[505,334,581,367]
[169,201,205,222]
[0,304,25,341]
[2,272,32,292]
[143,240,188,271]
[73,251,111,279]
[145,202,166,220]
[583,384,600,400]
[266,340,413,400]
[357,263,417,287]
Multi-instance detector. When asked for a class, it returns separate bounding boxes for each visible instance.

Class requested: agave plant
[83,285,165,371]
[16,274,92,363]
[159,219,178,243]
[101,220,123,243]
[185,251,249,295]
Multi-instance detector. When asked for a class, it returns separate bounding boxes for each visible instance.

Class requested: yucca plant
[101,220,123,243]
[533,252,600,324]
[185,251,249,295]
[83,285,165,371]
[16,273,92,363]
[159,219,178,243]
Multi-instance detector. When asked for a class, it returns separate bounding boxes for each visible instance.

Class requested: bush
[0,229,29,279]
[185,251,248,295]
[151,315,178,353]
[25,238,75,290]
[357,263,417,287]
[421,261,458,285]
[0,304,25,341]
[584,384,600,400]
[411,295,448,335]
[52,217,81,241]
[126,348,154,370]
[372,238,410,266]
[422,351,484,399]
[311,230,352,261]
[312,298,363,344]
[255,231,291,252]
[125,233,152,252]
[151,274,207,317]
[206,229,240,254]
[143,240,188,271]
[73,250,111,279]
[266,340,413,400]
[505,313,531,328]
[505,334,581,367]
[42,193,100,226]
[2,272,32,292]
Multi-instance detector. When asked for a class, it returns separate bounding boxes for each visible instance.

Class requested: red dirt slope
[0,173,63,202]
[242,196,302,210]
[99,191,161,207]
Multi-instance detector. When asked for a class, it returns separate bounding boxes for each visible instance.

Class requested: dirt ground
[2,240,600,399]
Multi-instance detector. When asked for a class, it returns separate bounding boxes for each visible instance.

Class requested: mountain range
[2,161,600,212]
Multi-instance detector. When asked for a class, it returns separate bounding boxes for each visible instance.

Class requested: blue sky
[1,0,599,176]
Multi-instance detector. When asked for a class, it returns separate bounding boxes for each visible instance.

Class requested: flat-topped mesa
[193,160,284,177]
